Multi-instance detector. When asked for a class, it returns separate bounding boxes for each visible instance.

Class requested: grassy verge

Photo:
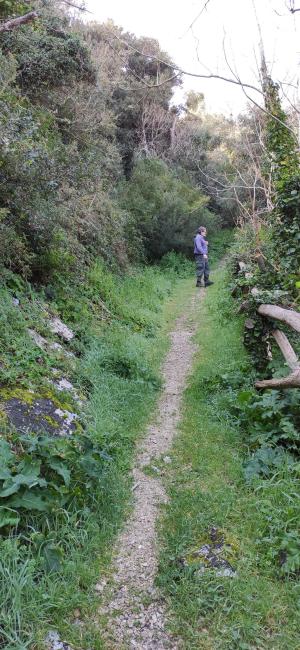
[158,265,300,650]
[0,262,195,650]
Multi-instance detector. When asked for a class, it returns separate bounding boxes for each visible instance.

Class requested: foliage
[122,158,218,259]
[1,14,95,92]
[263,77,300,295]
[0,434,107,529]
[0,4,228,279]
[236,388,300,453]
[0,0,29,19]
[159,251,194,277]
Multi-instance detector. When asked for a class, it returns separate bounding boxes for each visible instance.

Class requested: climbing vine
[263,77,300,296]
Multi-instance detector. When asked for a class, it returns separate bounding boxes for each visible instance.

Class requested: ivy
[263,77,300,294]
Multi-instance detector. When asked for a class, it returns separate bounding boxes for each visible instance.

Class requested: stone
[28,329,48,350]
[4,396,78,437]
[51,377,83,404]
[95,579,107,593]
[45,631,72,650]
[48,317,74,341]
[183,527,237,578]
[49,342,75,359]
[245,318,255,329]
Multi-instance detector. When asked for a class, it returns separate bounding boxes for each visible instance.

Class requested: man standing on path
[194,226,214,288]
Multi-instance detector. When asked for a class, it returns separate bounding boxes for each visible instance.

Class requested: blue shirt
[194,234,208,255]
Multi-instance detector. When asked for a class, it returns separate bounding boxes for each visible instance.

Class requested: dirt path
[99,292,200,649]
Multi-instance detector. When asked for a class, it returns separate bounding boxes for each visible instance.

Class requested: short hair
[198,226,206,234]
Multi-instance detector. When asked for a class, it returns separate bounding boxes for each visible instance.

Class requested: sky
[83,0,300,116]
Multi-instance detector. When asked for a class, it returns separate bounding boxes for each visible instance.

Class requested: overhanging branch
[0,11,38,33]
[258,304,300,333]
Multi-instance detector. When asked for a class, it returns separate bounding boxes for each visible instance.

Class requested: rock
[251,287,260,297]
[54,408,78,436]
[183,527,238,578]
[49,342,75,359]
[148,465,160,474]
[3,394,78,437]
[56,378,74,392]
[245,318,255,329]
[28,331,75,360]
[216,567,236,578]
[12,297,20,306]
[28,329,48,350]
[45,631,72,650]
[95,580,107,593]
[48,317,74,341]
[163,455,172,464]
[51,377,83,404]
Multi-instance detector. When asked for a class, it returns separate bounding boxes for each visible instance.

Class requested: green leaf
[18,457,41,478]
[48,459,71,486]
[0,468,11,480]
[0,507,20,528]
[43,543,64,573]
[1,457,45,496]
[9,491,50,511]
[0,439,14,464]
[0,481,20,497]
[237,390,253,405]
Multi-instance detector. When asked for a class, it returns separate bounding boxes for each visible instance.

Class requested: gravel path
[99,293,200,649]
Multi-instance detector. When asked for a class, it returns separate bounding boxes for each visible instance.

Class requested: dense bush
[122,158,219,259]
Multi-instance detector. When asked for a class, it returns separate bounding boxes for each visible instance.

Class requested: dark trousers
[195,254,210,284]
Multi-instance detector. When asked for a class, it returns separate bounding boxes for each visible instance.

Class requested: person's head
[198,226,207,237]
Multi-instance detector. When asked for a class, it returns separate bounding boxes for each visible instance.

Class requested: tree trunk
[0,11,38,33]
[257,304,300,333]
[255,328,300,389]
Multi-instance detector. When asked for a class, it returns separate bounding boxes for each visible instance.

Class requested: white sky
[84,0,300,115]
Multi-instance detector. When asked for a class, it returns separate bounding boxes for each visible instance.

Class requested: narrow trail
[99,291,201,649]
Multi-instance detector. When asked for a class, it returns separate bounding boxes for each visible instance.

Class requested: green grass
[0,263,195,649]
[158,266,300,650]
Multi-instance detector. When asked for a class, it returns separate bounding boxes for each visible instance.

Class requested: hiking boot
[205,280,214,287]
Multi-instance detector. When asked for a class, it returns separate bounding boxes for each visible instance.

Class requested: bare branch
[103,27,263,96]
[272,329,299,369]
[255,368,300,388]
[255,328,300,389]
[182,0,212,36]
[258,304,300,333]
[60,0,93,12]
[0,11,38,33]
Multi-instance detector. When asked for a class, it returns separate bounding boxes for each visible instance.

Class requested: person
[194,226,214,288]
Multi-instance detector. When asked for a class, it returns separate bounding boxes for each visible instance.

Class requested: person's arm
[204,238,208,259]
